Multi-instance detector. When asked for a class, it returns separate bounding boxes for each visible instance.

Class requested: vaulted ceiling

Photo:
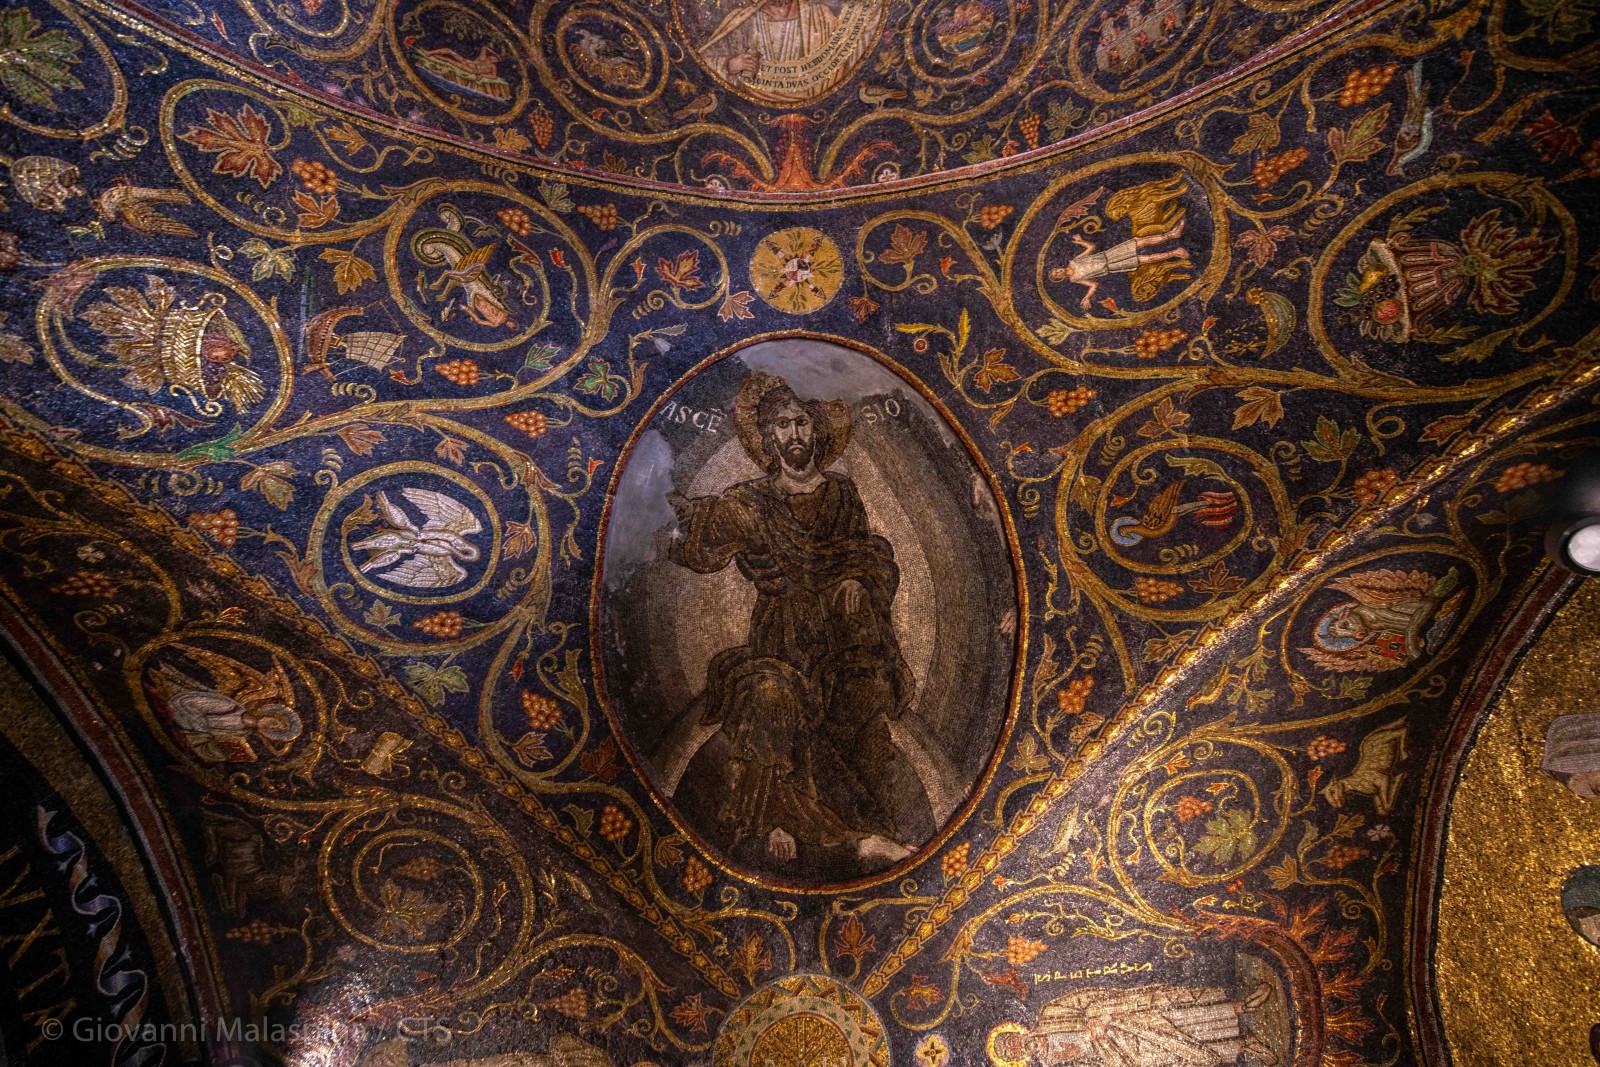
[0,0,1597,1063]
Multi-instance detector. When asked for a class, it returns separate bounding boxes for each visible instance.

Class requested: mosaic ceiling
[0,0,1598,1063]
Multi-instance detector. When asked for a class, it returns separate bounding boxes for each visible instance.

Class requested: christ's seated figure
[661,373,935,880]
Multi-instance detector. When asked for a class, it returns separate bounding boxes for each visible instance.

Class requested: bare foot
[768,827,796,861]
[856,834,912,866]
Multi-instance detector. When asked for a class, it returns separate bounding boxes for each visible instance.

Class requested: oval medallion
[597,336,1020,886]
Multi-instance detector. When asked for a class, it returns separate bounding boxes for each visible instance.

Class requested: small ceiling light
[1549,516,1600,577]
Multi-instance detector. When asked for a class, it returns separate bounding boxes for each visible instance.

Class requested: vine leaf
[879,224,927,267]
[1231,386,1285,429]
[293,191,340,229]
[404,662,469,705]
[655,250,703,293]
[1137,397,1191,438]
[336,423,385,456]
[0,8,81,111]
[972,348,1019,392]
[1231,112,1280,155]
[178,103,283,187]
[1301,416,1359,462]
[1195,809,1257,865]
[240,460,296,510]
[1328,103,1392,165]
[319,248,377,294]
[433,435,468,466]
[239,239,295,282]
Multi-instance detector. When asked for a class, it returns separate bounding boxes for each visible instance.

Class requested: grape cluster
[1319,844,1369,870]
[941,843,970,879]
[1019,113,1041,149]
[1046,386,1095,416]
[599,804,632,841]
[1057,676,1094,716]
[1338,64,1398,107]
[529,108,555,149]
[436,359,480,386]
[505,410,550,438]
[1495,461,1561,493]
[53,571,115,598]
[1352,469,1397,505]
[546,988,589,1019]
[226,919,278,945]
[1252,147,1308,188]
[1175,796,1214,823]
[290,159,338,195]
[682,857,712,894]
[1307,736,1347,760]
[1135,576,1184,604]
[1006,937,1048,965]
[496,208,533,236]
[522,691,563,730]
[1134,328,1187,359]
[576,203,620,230]
[413,611,464,639]
[190,508,240,548]
[978,203,1014,229]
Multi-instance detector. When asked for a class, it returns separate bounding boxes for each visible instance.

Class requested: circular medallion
[749,228,845,315]
[714,973,888,1067]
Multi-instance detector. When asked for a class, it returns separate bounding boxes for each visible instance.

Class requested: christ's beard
[779,439,815,474]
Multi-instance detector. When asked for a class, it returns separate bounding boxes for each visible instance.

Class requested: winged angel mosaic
[0,0,1595,1063]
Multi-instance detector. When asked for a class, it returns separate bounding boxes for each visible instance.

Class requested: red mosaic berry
[1135,576,1184,604]
[1352,469,1397,505]
[1252,147,1308,188]
[1338,64,1398,107]
[683,856,712,894]
[599,804,632,841]
[290,158,339,195]
[504,410,549,438]
[497,208,533,236]
[576,203,620,230]
[436,359,480,386]
[1175,796,1213,823]
[522,691,562,730]
[1046,386,1096,416]
[413,611,464,638]
[190,508,240,548]
[1134,328,1188,359]
[53,571,116,598]
[1307,736,1347,760]
[1495,461,1561,493]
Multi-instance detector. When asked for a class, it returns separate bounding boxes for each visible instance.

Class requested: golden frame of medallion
[590,330,1029,894]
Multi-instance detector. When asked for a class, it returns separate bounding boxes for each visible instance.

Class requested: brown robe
[670,471,917,855]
